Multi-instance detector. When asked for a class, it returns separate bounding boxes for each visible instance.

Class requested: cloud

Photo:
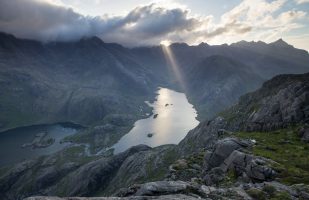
[212,0,307,43]
[295,0,309,4]
[0,0,307,46]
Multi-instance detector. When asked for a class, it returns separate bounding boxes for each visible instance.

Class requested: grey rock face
[126,181,190,196]
[203,167,225,186]
[300,127,309,142]
[0,145,152,200]
[58,145,152,197]
[178,117,227,155]
[116,180,251,200]
[221,150,276,182]
[24,194,201,200]
[203,137,253,171]
[203,138,275,185]
[222,73,309,132]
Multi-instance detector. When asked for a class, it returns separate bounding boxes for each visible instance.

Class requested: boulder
[301,128,309,142]
[134,181,189,196]
[24,194,200,199]
[203,137,252,171]
[221,150,276,182]
[245,158,276,182]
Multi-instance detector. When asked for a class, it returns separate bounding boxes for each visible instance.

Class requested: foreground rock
[299,126,309,142]
[203,138,276,186]
[116,180,251,199]
[0,144,179,200]
[24,194,200,200]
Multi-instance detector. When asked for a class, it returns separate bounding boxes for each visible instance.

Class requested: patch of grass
[246,188,267,200]
[270,191,291,200]
[263,184,277,196]
[235,126,309,185]
[219,168,238,187]
[186,151,205,167]
[55,146,99,167]
[142,147,180,182]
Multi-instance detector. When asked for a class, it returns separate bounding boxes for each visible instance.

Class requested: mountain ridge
[1,31,309,131]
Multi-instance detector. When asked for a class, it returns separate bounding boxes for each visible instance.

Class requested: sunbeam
[161,42,186,91]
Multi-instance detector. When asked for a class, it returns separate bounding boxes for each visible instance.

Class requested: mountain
[2,73,309,200]
[220,72,309,131]
[132,39,309,119]
[1,32,309,132]
[186,55,263,119]
[0,32,156,131]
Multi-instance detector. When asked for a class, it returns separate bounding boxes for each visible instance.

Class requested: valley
[0,32,309,200]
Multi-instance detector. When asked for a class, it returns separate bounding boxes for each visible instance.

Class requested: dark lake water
[0,124,78,166]
[112,88,199,153]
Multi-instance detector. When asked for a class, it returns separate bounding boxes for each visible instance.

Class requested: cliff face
[219,73,309,131]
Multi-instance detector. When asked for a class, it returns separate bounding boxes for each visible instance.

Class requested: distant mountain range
[0,32,309,131]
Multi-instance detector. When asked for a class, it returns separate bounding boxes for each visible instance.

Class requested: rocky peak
[270,38,291,48]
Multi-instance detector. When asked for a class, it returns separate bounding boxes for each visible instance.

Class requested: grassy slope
[235,126,309,185]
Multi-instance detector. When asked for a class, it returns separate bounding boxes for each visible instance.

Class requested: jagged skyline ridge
[0,0,308,51]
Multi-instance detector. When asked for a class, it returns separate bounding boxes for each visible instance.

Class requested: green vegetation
[246,185,292,200]
[246,188,267,200]
[168,151,205,182]
[269,191,291,200]
[63,114,136,154]
[220,168,238,187]
[55,145,99,167]
[262,184,276,196]
[144,147,180,182]
[235,126,309,185]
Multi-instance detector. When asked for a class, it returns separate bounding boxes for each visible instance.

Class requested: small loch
[112,88,199,154]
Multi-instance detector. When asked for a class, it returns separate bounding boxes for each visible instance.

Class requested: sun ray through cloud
[160,41,187,91]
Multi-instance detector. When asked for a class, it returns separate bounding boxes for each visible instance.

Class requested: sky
[0,0,308,51]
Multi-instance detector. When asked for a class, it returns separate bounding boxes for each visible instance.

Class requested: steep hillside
[186,55,264,120]
[0,32,156,131]
[219,73,309,131]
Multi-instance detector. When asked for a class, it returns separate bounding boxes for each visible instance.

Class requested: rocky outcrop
[203,138,276,186]
[203,137,253,171]
[177,117,227,155]
[56,145,152,197]
[0,145,153,200]
[25,195,201,200]
[0,144,180,200]
[299,126,309,142]
[117,181,193,196]
[116,180,251,200]
[221,73,309,131]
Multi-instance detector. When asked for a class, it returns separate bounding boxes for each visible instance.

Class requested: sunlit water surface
[112,88,199,154]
